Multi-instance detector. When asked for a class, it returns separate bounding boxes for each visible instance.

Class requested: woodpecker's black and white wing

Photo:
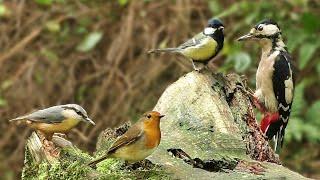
[268,51,295,151]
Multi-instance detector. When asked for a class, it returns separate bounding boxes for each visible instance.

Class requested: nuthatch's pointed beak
[159,115,165,119]
[237,33,253,41]
[85,117,95,125]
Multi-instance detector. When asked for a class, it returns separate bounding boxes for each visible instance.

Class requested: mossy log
[22,71,308,180]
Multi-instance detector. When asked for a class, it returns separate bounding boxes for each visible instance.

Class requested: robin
[88,111,164,166]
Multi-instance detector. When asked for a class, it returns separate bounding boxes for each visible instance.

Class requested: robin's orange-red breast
[88,111,164,166]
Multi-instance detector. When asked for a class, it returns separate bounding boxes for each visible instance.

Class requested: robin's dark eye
[147,114,151,119]
[257,25,263,31]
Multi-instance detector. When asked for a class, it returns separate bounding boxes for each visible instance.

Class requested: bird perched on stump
[148,19,224,71]
[10,104,95,154]
[237,19,295,153]
[88,111,164,167]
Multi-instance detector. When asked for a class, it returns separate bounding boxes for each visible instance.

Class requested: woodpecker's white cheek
[262,24,279,36]
[204,27,215,35]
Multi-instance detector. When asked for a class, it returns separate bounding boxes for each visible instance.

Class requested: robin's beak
[159,115,165,119]
[85,117,95,125]
[237,33,254,41]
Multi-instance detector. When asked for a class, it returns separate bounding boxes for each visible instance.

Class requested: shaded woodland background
[0,0,319,179]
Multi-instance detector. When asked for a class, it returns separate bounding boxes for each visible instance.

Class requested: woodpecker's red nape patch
[260,112,279,133]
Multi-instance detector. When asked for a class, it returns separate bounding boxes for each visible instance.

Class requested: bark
[22,71,308,180]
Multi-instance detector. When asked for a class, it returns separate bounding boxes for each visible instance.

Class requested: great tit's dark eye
[257,25,263,31]
[147,114,151,119]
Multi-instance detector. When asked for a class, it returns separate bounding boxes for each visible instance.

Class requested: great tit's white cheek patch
[263,24,279,35]
[204,27,216,35]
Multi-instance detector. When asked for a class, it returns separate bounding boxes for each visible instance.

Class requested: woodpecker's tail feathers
[273,127,285,154]
[148,48,179,54]
[87,154,109,167]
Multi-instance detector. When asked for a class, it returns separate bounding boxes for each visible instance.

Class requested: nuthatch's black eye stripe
[64,106,87,118]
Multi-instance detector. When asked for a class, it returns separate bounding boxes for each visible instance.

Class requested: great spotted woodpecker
[238,19,295,153]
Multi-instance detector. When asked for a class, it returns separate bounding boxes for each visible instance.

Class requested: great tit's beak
[85,117,95,125]
[159,115,165,119]
[237,33,253,41]
[218,26,224,30]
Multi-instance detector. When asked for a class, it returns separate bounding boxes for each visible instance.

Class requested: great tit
[149,18,224,71]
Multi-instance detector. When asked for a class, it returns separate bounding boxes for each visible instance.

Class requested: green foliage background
[0,0,319,179]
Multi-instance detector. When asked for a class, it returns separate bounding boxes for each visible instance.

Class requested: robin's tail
[148,48,179,54]
[87,154,109,167]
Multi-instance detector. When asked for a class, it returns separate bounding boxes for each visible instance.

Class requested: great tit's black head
[204,19,224,35]
[207,19,224,29]
[238,19,281,41]
[62,104,95,125]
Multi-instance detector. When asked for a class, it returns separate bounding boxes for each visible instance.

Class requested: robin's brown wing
[107,122,144,154]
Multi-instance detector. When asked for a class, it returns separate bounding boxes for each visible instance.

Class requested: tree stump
[22,71,308,180]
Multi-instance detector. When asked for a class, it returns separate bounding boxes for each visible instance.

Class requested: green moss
[93,157,171,179]
[22,143,172,180]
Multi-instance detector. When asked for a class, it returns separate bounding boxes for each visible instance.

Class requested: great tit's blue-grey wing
[10,105,65,124]
[148,32,205,53]
[179,32,218,62]
[177,32,207,50]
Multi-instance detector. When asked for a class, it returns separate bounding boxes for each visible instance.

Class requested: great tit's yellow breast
[182,38,217,61]
[32,118,80,133]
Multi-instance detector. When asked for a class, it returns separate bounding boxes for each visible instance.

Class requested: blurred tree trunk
[22,71,308,179]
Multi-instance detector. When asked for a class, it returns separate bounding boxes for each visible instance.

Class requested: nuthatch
[10,104,95,146]
[88,111,164,167]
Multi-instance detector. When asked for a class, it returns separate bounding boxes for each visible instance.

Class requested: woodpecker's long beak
[85,117,95,125]
[237,33,253,41]
[159,115,165,119]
